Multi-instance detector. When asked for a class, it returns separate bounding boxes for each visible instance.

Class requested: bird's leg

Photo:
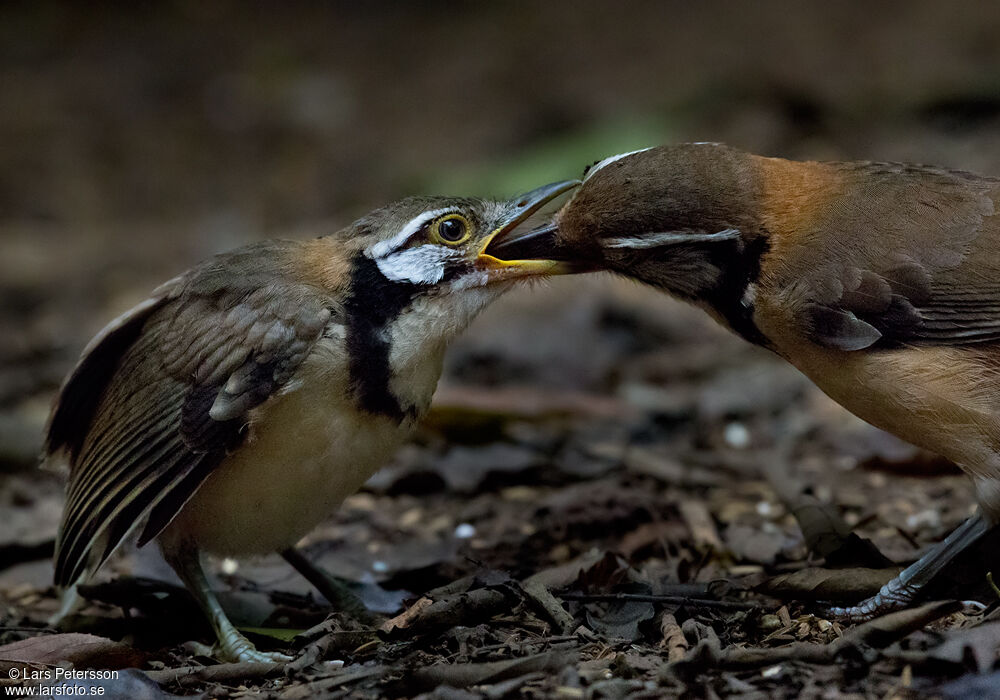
[829,513,992,621]
[48,583,83,627]
[280,547,375,623]
[162,539,290,663]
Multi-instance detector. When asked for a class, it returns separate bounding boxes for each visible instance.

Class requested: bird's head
[324,180,579,358]
[354,179,579,291]
[486,145,766,300]
[485,145,777,346]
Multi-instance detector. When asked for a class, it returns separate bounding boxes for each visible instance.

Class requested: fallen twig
[659,612,688,662]
[558,592,758,610]
[521,576,576,634]
[665,600,961,677]
[288,627,376,673]
[401,650,574,693]
[146,661,283,688]
[381,587,513,637]
[757,567,901,602]
[278,664,386,699]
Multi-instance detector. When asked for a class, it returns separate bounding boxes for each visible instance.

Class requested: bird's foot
[216,630,292,664]
[827,576,919,622]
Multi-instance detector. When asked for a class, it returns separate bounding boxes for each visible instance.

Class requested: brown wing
[770,164,1000,351]
[48,241,335,586]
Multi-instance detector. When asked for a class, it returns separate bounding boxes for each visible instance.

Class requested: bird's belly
[164,381,413,556]
[776,340,1000,488]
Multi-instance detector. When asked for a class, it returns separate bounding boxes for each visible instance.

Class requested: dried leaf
[524,551,605,590]
[757,567,901,601]
[835,600,962,650]
[0,633,146,671]
[583,583,656,641]
[380,597,434,634]
[570,551,633,593]
[923,620,1000,672]
[403,650,574,693]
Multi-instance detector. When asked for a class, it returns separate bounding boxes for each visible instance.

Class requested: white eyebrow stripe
[605,228,741,249]
[367,207,454,258]
[584,147,653,181]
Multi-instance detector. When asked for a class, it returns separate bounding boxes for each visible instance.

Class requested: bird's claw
[827,577,920,622]
[217,632,291,664]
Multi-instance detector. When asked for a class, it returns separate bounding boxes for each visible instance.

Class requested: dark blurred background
[3,0,1000,592]
[5,1,1000,383]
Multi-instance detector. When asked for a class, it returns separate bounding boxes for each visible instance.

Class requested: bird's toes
[826,603,879,623]
[229,647,292,664]
[216,635,292,664]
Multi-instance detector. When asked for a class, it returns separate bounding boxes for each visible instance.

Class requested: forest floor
[4,276,999,698]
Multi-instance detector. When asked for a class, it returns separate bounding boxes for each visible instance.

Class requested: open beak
[477,179,579,278]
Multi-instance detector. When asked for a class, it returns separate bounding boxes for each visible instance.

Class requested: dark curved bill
[484,222,564,262]
[476,179,579,276]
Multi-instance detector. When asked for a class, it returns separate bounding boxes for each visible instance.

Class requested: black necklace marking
[345,253,421,422]
[704,234,770,347]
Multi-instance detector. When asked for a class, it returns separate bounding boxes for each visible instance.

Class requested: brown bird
[492,143,1000,618]
[44,180,577,661]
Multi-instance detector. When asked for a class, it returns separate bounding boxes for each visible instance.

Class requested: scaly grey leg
[281,547,375,623]
[829,513,992,621]
[162,540,290,663]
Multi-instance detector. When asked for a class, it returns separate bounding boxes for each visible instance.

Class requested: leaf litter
[6,297,998,697]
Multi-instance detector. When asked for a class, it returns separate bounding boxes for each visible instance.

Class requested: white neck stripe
[605,228,741,249]
[584,147,653,181]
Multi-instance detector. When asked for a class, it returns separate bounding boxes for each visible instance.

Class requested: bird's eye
[430,214,471,245]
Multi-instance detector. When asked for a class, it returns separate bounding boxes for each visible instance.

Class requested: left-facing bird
[44,181,577,662]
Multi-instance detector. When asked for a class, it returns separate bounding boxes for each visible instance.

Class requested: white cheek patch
[584,147,653,181]
[605,228,741,249]
[367,208,454,259]
[376,245,459,285]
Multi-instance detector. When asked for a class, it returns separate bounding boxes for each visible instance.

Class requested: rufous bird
[44,180,577,661]
[492,143,1000,618]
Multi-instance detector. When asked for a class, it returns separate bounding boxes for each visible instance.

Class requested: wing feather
[48,241,337,586]
[783,169,1000,350]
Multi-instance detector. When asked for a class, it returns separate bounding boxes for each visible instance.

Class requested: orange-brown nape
[493,142,1000,620]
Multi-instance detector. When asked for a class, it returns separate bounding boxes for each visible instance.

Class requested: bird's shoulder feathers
[755,158,1000,351]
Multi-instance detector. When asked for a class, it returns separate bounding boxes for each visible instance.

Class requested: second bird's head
[486,144,766,302]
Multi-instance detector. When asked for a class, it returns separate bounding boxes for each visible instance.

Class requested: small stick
[145,661,283,688]
[558,592,759,610]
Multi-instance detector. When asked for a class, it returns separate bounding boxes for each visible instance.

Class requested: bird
[490,143,1000,619]
[43,180,578,662]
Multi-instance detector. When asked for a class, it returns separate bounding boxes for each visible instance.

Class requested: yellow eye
[429,214,471,246]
